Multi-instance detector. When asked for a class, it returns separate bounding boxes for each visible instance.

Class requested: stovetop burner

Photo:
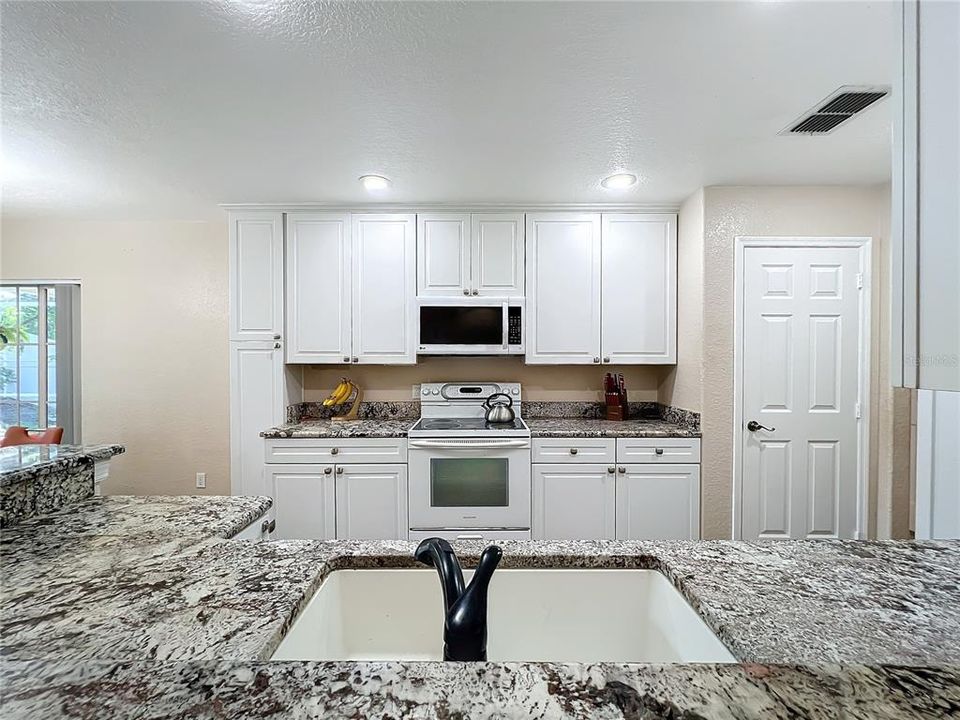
[416,418,527,432]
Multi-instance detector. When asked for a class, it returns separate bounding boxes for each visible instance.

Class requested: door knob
[747,420,776,432]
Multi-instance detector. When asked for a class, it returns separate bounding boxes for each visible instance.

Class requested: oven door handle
[408,439,530,449]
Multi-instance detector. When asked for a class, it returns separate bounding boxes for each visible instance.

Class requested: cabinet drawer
[616,437,700,464]
[532,438,616,464]
[408,529,531,543]
[265,438,407,464]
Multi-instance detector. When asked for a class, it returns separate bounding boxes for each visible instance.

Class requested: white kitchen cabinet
[285,213,351,363]
[351,214,417,363]
[417,214,471,297]
[335,464,408,540]
[229,212,284,342]
[600,214,677,364]
[615,464,700,540]
[417,213,524,297]
[471,213,525,296]
[268,465,336,540]
[525,213,602,364]
[525,212,677,365]
[230,341,299,497]
[532,464,616,540]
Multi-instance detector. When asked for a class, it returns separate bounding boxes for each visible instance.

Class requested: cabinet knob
[593,357,600,363]
[260,518,276,534]
[607,466,615,473]
[352,357,359,363]
[655,447,664,455]
[569,448,578,455]
[463,289,470,295]
[617,466,626,474]
[343,356,350,363]
[323,467,333,475]
[603,357,610,363]
[273,334,281,340]
[274,343,281,349]
[472,289,479,295]
[331,447,339,455]
[336,467,343,475]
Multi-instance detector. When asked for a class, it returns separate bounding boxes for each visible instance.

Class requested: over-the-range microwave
[417,297,524,355]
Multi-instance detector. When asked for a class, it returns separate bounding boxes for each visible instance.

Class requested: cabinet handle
[261,518,276,534]
[593,357,600,363]
[336,467,343,475]
[463,289,470,295]
[472,289,479,295]
[273,334,281,340]
[323,467,333,475]
[331,447,339,455]
[569,448,578,455]
[655,448,664,455]
[617,466,626,473]
[456,534,484,540]
[607,466,615,473]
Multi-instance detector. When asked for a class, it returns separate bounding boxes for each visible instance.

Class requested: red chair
[0,426,64,448]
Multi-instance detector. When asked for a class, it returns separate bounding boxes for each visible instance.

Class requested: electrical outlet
[195,472,206,489]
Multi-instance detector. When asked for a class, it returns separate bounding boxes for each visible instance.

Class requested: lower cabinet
[335,464,407,540]
[266,462,407,540]
[267,465,336,540]
[615,464,701,541]
[532,464,616,540]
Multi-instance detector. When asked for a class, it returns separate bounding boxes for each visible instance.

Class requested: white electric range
[407,382,532,541]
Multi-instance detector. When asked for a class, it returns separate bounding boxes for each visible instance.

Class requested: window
[0,284,81,442]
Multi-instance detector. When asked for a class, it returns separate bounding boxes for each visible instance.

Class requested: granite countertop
[3,496,959,718]
[261,417,698,439]
[0,443,125,486]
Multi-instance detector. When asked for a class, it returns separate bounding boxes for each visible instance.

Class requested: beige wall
[304,358,665,402]
[659,188,704,412]
[692,184,897,539]
[0,218,231,495]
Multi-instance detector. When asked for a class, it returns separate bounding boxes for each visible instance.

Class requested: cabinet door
[417,214,471,297]
[533,464,616,540]
[471,213,524,296]
[335,464,408,540]
[229,342,285,497]
[600,214,677,364]
[525,213,601,364]
[615,464,700,540]
[229,212,283,341]
[351,214,417,364]
[285,213,351,363]
[268,465,336,540]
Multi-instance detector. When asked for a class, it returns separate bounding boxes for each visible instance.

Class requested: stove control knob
[421,388,430,396]
[511,388,519,395]
[432,389,440,395]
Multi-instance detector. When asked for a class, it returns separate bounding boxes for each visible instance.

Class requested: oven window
[420,306,503,345]
[430,458,509,507]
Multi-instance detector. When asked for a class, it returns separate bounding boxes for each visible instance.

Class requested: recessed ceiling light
[359,174,391,191]
[601,173,638,190]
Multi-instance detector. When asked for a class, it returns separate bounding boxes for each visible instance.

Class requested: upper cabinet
[350,214,417,364]
[525,212,677,365]
[229,212,283,342]
[285,213,351,363]
[417,213,524,297]
[286,213,416,364]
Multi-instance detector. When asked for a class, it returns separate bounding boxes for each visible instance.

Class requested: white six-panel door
[739,243,865,540]
[525,213,602,364]
[601,214,677,364]
[351,214,417,364]
[417,214,471,297]
[285,213,351,363]
[229,212,283,342]
[472,213,525,296]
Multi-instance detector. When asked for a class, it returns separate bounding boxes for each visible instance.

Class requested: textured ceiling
[1,1,894,219]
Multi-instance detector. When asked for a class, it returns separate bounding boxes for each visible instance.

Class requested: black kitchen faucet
[414,537,502,661]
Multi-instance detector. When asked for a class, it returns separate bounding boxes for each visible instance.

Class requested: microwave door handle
[502,300,509,347]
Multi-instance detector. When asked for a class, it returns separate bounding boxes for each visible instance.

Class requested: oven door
[417,298,509,355]
[408,438,531,529]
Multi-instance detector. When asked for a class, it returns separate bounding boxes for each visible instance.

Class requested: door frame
[732,237,873,540]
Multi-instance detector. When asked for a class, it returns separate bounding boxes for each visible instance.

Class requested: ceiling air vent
[781,85,890,135]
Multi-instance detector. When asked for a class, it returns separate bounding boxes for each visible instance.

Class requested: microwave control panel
[507,306,523,345]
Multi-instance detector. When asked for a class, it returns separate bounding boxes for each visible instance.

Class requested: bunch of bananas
[323,377,355,407]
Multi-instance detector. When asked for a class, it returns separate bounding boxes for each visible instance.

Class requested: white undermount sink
[272,569,736,663]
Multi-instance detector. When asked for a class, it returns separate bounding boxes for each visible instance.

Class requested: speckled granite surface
[526,417,702,438]
[262,418,417,438]
[287,400,420,423]
[3,659,957,720]
[2,495,959,718]
[0,443,125,527]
